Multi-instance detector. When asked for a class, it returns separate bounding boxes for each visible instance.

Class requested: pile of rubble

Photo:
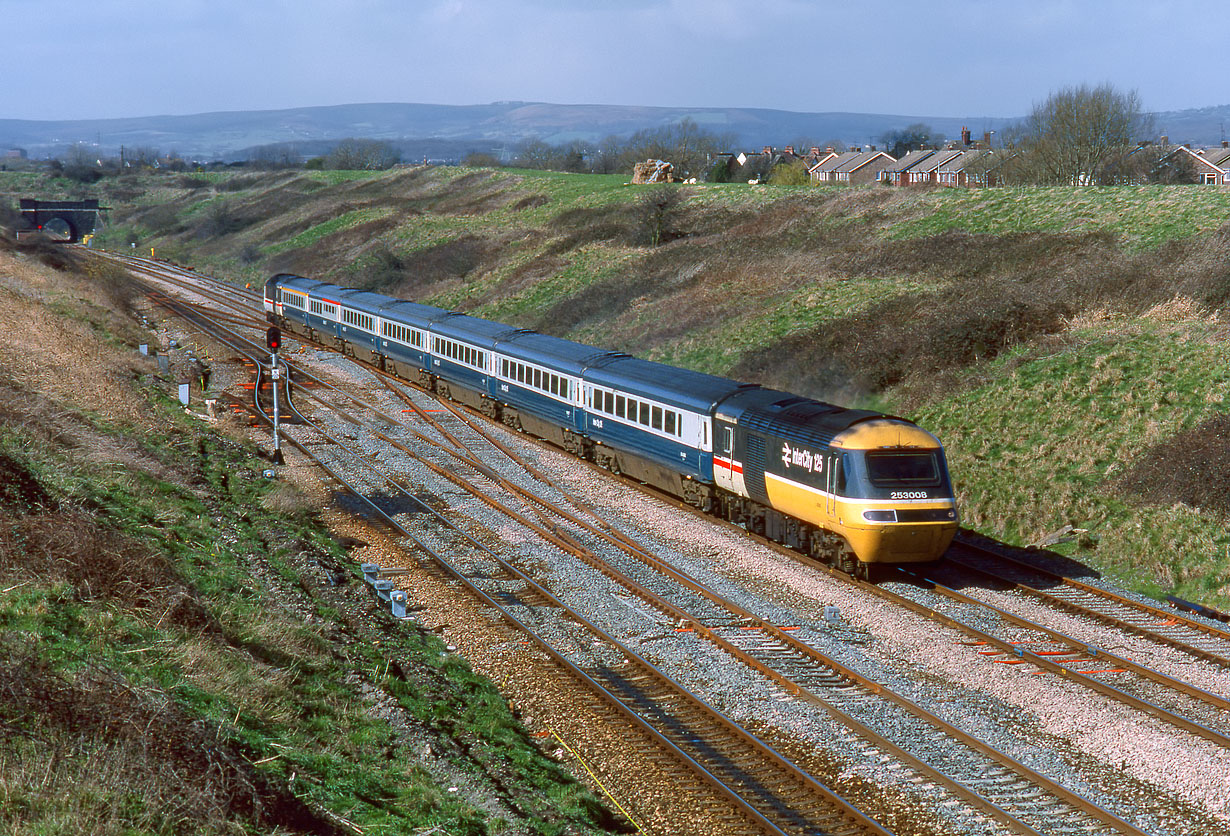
[631,159,675,183]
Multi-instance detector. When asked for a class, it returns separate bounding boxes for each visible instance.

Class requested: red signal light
[266,326,281,352]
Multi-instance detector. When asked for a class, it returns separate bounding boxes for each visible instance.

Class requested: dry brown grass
[1116,413,1230,515]
[0,636,338,835]
[0,251,151,425]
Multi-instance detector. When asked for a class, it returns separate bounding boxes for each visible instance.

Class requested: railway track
[266,348,1161,835]
[104,253,905,835]
[946,537,1230,666]
[98,251,1229,834]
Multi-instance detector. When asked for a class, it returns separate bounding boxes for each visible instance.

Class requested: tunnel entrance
[17,199,105,244]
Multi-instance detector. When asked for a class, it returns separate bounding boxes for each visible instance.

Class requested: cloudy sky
[5,0,1224,121]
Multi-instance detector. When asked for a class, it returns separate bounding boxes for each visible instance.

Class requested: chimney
[1160,135,1169,146]
[983,131,992,147]
[762,145,772,156]
[825,145,834,153]
[810,146,821,157]
[784,145,794,155]
[869,145,876,152]
[961,126,971,146]
[1223,140,1229,148]
[1184,143,1191,149]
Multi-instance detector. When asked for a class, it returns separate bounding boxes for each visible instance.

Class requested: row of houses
[741,128,1230,187]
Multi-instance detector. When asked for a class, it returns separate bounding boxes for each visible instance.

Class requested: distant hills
[2,101,1227,161]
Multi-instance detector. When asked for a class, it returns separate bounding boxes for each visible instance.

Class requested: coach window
[665,411,677,436]
[639,402,650,426]
[651,406,663,431]
[603,391,614,414]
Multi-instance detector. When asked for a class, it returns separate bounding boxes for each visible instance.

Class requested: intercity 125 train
[265,273,958,577]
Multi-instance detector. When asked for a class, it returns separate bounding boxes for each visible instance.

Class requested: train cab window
[651,406,663,431]
[865,451,940,485]
[720,426,733,456]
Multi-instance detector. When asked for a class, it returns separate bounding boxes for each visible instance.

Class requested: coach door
[713,421,745,496]
[825,454,838,518]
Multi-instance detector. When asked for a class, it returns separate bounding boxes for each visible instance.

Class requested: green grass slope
[6,166,1229,609]
[0,239,626,835]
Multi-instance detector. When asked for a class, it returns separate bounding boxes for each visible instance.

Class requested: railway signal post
[267,327,284,465]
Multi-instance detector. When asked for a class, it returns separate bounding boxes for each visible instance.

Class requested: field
[4,167,1229,611]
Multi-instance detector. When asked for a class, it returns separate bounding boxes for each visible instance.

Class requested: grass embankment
[4,167,1228,609]
[0,238,625,835]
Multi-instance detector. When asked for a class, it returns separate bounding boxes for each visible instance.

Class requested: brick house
[833,150,896,185]
[907,148,963,185]
[878,149,936,185]
[937,149,993,187]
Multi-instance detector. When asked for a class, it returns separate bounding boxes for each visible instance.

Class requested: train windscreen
[864,451,940,486]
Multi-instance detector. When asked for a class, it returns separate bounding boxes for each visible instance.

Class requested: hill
[26,165,1221,613]
[2,101,1013,159]
[5,100,1230,163]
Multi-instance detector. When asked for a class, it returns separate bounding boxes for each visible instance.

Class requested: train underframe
[276,317,871,577]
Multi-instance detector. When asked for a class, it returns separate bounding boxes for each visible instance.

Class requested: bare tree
[512,137,556,169]
[588,134,625,174]
[620,118,732,178]
[879,123,940,158]
[1020,84,1151,186]
[325,138,400,170]
[635,186,685,246]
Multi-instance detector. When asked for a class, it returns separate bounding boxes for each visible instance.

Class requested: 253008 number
[890,491,929,500]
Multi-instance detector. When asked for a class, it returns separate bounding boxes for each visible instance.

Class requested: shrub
[634,185,685,247]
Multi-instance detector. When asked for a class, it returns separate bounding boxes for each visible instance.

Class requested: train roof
[584,355,751,412]
[496,331,609,375]
[336,287,398,312]
[271,274,337,296]
[718,387,904,447]
[378,298,452,323]
[430,312,523,345]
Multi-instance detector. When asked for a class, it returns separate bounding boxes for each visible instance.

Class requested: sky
[3,0,1225,122]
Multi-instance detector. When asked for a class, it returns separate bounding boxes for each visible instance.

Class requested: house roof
[910,149,963,173]
[1166,145,1227,173]
[806,151,839,169]
[810,150,861,174]
[938,148,991,172]
[881,149,936,173]
[1199,147,1230,167]
[835,151,895,173]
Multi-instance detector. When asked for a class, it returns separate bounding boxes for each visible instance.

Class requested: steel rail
[946,540,1230,669]
[895,565,1230,712]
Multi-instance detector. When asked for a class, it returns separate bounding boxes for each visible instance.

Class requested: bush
[635,186,685,247]
[769,159,810,185]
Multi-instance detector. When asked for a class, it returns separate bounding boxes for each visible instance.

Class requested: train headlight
[863,510,896,522]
